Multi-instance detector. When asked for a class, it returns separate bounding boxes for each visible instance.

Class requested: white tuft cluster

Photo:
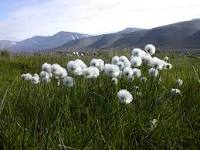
[21,73,33,81]
[20,44,179,106]
[130,56,142,67]
[176,79,183,87]
[144,44,156,55]
[171,88,181,95]
[90,59,104,71]
[84,66,100,79]
[63,76,74,87]
[132,68,141,78]
[51,64,68,79]
[104,64,120,78]
[148,68,159,77]
[67,59,87,76]
[21,73,40,84]
[150,119,158,131]
[117,89,133,104]
[123,67,133,78]
[111,78,118,85]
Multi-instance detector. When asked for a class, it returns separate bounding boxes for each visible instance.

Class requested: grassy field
[0,52,200,149]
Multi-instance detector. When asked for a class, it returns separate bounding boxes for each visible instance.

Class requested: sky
[0,0,200,41]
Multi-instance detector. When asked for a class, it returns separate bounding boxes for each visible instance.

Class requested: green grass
[0,53,200,149]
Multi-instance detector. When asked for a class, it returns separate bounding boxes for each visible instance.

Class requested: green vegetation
[0,49,11,58]
[0,52,200,149]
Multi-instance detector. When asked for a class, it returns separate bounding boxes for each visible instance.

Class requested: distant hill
[1,19,200,53]
[0,32,89,53]
[117,28,142,34]
[109,19,200,49]
[54,28,143,52]
[55,19,200,52]
[0,40,17,49]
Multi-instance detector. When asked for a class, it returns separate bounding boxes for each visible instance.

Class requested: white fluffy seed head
[132,68,141,78]
[67,61,82,75]
[150,57,165,70]
[52,64,68,79]
[171,88,181,95]
[176,79,183,87]
[119,56,131,68]
[117,89,133,104]
[60,68,68,79]
[51,64,61,73]
[84,66,100,79]
[42,63,52,73]
[123,67,133,77]
[67,61,79,72]
[21,73,32,81]
[74,59,87,69]
[104,64,120,78]
[90,59,104,71]
[31,74,40,84]
[163,63,173,70]
[164,56,169,61]
[57,80,61,86]
[150,119,158,131]
[40,71,51,83]
[67,60,86,76]
[144,44,156,55]
[51,64,67,78]
[111,78,118,85]
[130,56,142,67]
[141,53,152,65]
[132,48,146,57]
[149,68,159,77]
[117,61,125,70]
[111,56,120,65]
[63,76,74,87]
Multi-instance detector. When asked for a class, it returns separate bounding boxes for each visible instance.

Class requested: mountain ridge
[1,19,200,53]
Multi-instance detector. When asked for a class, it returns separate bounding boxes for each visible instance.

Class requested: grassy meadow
[0,51,200,149]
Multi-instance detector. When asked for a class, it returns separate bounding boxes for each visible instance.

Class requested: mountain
[13,31,90,53]
[117,28,142,34]
[56,19,200,52]
[1,19,200,53]
[0,40,17,49]
[181,30,200,48]
[109,19,200,49]
[55,28,143,52]
[0,32,89,53]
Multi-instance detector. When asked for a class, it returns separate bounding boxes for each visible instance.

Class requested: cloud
[0,0,200,40]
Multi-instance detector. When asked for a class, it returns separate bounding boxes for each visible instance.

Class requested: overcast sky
[0,0,200,41]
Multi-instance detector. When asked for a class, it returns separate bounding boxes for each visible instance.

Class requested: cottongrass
[171,88,181,95]
[117,89,133,104]
[63,76,74,87]
[144,44,156,55]
[84,66,100,79]
[31,74,40,84]
[21,73,32,81]
[149,68,159,77]
[104,64,120,78]
[176,79,183,87]
[111,78,118,85]
[150,119,158,131]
